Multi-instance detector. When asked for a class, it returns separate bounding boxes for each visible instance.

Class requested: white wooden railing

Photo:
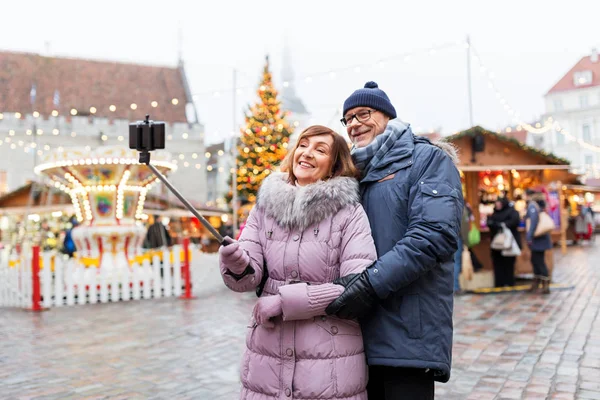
[0,239,221,310]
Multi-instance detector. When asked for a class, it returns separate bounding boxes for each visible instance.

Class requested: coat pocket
[314,316,361,336]
[419,182,461,224]
[401,294,423,339]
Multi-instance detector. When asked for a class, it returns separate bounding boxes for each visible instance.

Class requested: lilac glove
[219,239,250,275]
[253,295,282,328]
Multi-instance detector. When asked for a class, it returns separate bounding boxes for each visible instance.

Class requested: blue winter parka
[358,120,464,382]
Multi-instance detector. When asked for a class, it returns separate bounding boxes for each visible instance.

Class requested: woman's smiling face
[292,134,334,185]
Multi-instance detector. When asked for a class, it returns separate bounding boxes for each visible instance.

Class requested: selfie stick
[133,116,227,245]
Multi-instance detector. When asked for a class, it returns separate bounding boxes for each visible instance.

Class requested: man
[143,215,172,249]
[326,81,463,399]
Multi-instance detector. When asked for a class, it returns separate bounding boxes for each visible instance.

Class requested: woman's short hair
[280,125,358,183]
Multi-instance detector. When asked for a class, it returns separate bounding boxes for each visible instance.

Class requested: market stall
[445,126,573,283]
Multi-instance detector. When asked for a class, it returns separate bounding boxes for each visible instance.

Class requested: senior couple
[219,81,464,400]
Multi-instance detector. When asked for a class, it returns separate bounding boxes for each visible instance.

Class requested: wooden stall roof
[445,126,571,169]
[0,182,71,208]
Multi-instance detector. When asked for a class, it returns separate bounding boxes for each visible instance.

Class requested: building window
[574,70,593,86]
[580,95,589,108]
[553,99,563,111]
[556,131,565,146]
[585,154,594,167]
[582,124,592,142]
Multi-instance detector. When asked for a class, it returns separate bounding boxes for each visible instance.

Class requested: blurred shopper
[487,197,521,287]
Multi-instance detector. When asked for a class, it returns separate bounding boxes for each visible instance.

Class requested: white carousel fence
[0,242,222,310]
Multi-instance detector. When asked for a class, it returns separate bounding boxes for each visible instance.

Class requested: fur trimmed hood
[433,140,460,165]
[256,172,360,231]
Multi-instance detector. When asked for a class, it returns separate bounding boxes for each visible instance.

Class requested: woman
[526,195,553,294]
[487,197,521,287]
[219,125,377,400]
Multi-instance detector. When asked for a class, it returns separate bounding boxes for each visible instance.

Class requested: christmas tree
[235,56,294,203]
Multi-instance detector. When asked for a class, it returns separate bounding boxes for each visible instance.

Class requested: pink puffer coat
[220,173,377,400]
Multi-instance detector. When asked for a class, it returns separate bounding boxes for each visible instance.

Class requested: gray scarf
[351,119,408,176]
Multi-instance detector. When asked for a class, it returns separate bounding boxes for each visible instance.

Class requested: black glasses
[340,109,377,127]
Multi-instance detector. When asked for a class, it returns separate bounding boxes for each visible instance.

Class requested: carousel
[34,146,176,271]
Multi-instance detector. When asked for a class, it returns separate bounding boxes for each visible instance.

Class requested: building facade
[541,48,600,176]
[0,51,207,201]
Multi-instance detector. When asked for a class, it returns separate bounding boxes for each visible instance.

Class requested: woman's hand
[252,295,282,328]
[219,238,250,275]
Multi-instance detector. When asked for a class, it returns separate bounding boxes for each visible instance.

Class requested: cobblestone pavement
[1,240,599,399]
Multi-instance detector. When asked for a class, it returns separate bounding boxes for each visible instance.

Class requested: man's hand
[325,269,378,319]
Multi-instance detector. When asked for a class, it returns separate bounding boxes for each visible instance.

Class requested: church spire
[281,35,308,115]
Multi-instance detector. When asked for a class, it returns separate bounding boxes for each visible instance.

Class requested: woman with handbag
[525,190,553,294]
[487,197,521,287]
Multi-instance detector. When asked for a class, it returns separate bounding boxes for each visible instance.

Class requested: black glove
[325,269,378,319]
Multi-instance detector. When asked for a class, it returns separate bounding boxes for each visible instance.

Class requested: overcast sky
[2,0,599,144]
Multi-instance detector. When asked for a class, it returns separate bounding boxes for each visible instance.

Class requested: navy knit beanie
[343,81,397,119]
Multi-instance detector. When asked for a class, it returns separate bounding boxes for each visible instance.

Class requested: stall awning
[458,164,571,172]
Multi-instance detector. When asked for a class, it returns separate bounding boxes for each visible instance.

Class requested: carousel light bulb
[44,145,50,151]
[15,112,21,119]
[33,111,40,118]
[192,153,198,159]
[99,158,105,164]
[52,110,59,117]
[70,108,77,116]
[53,128,59,135]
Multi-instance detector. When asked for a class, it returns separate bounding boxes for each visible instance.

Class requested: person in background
[453,204,470,293]
[487,197,521,287]
[525,190,553,294]
[143,215,172,249]
[62,216,79,258]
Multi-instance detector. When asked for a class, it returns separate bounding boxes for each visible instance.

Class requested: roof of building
[546,52,600,95]
[0,50,190,123]
[445,125,570,165]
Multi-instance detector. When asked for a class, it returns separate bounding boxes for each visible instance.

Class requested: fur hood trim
[433,140,460,165]
[256,172,360,231]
